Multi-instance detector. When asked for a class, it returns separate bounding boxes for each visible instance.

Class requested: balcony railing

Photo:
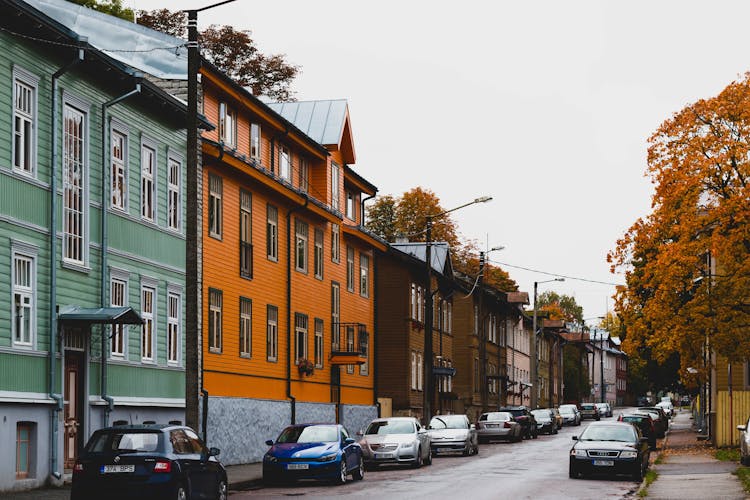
[330,322,368,365]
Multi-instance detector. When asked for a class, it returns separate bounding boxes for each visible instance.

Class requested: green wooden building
[0,0,190,490]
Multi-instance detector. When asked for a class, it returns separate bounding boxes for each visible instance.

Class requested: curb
[228,477,264,491]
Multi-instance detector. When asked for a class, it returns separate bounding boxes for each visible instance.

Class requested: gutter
[48,45,85,482]
[100,80,142,428]
[286,195,308,424]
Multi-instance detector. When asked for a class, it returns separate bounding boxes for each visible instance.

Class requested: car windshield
[578,425,636,442]
[531,410,551,420]
[365,420,414,435]
[429,415,467,430]
[86,431,161,453]
[277,425,338,444]
[480,412,511,422]
[560,408,575,414]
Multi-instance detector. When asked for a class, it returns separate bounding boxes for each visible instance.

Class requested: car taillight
[73,462,84,474]
[504,422,512,429]
[153,460,172,473]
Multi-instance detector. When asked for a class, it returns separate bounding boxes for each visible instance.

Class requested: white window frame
[240,297,252,358]
[417,352,423,391]
[346,246,355,292]
[209,173,222,239]
[331,224,340,263]
[140,139,157,222]
[167,288,181,365]
[267,305,278,362]
[266,204,278,261]
[294,313,308,362]
[12,66,39,177]
[209,288,222,354]
[109,268,129,357]
[359,253,369,298]
[299,157,309,193]
[62,97,89,268]
[345,191,355,220]
[331,162,340,212]
[411,352,417,390]
[314,227,324,280]
[295,219,308,273]
[110,125,128,212]
[279,145,291,182]
[219,102,236,149]
[314,318,324,368]
[141,282,157,363]
[11,242,37,349]
[250,123,261,161]
[167,153,182,231]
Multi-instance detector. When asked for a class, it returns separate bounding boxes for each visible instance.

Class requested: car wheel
[568,463,579,479]
[633,464,644,482]
[176,485,187,500]
[424,447,433,465]
[216,479,227,500]
[473,442,479,455]
[336,459,348,485]
[462,442,471,456]
[352,456,365,481]
[412,447,423,468]
[553,427,558,435]
[532,430,538,439]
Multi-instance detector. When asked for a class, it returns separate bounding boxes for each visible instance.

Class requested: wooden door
[64,351,83,470]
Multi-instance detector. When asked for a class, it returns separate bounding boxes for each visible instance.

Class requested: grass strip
[715,448,741,462]
[637,470,659,497]
[733,467,750,493]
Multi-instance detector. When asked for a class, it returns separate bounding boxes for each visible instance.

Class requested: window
[331,224,340,263]
[219,102,236,148]
[167,291,180,364]
[208,174,222,238]
[13,69,37,176]
[267,305,278,361]
[63,103,86,265]
[110,277,127,356]
[12,252,35,347]
[474,358,480,393]
[410,284,417,320]
[417,286,424,322]
[240,190,253,278]
[359,329,369,375]
[331,162,340,212]
[331,282,340,351]
[446,301,452,334]
[295,219,308,273]
[141,286,155,362]
[111,130,127,210]
[314,228,324,279]
[266,204,278,261]
[346,326,355,374]
[417,353,423,390]
[141,142,156,222]
[314,318,324,368]
[279,145,291,181]
[167,156,181,230]
[250,123,261,161]
[208,289,222,353]
[16,423,33,479]
[240,297,251,358]
[473,305,479,335]
[357,254,369,298]
[411,352,417,390]
[346,246,355,292]
[345,191,356,220]
[299,157,309,193]
[295,313,308,362]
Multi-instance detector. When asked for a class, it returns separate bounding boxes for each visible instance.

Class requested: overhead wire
[487,258,624,286]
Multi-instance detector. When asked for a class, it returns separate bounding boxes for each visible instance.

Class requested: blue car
[263,424,364,485]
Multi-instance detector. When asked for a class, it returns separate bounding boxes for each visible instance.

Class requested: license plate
[593,460,614,466]
[101,464,135,473]
[287,463,309,470]
[486,424,498,428]
[375,453,394,459]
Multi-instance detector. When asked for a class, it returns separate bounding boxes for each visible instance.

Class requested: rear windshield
[501,409,525,417]
[479,412,511,422]
[621,416,645,423]
[531,410,551,420]
[366,420,415,435]
[86,431,161,453]
[581,404,595,410]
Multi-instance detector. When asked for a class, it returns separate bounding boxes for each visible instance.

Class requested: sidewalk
[226,461,264,491]
[645,409,747,499]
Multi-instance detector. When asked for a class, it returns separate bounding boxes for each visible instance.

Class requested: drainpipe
[49,45,85,481]
[100,81,142,428]
[360,193,375,228]
[286,195,308,424]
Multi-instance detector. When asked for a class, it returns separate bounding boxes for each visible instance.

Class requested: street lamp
[424,196,492,423]
[530,278,564,409]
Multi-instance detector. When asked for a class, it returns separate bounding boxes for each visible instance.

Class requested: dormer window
[219,102,236,149]
[250,123,261,161]
[345,191,356,221]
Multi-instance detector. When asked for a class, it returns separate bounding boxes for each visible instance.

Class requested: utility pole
[600,331,606,404]
[479,251,487,413]
[423,218,434,423]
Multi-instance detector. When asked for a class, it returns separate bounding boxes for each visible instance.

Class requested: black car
[71,424,227,500]
[569,421,650,480]
[618,413,657,450]
[639,407,669,438]
[531,409,558,435]
[498,406,538,439]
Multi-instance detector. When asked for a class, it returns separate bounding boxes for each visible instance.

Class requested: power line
[487,258,624,286]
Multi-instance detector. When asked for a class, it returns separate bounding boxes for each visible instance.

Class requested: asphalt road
[231,409,647,500]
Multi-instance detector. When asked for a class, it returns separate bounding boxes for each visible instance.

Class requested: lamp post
[185,0,237,439]
[424,196,492,423]
[530,278,564,409]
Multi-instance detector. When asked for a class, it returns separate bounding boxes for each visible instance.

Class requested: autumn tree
[536,290,583,323]
[136,9,300,101]
[609,72,750,385]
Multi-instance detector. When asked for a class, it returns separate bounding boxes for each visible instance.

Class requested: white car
[358,417,432,468]
[738,416,750,465]
[655,401,674,417]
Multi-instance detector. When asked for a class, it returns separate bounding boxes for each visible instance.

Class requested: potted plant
[297,358,314,376]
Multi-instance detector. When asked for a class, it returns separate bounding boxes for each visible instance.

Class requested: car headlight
[570,449,587,457]
[263,453,277,463]
[620,451,638,459]
[318,453,338,462]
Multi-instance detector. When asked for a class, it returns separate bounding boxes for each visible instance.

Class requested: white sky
[144,0,750,319]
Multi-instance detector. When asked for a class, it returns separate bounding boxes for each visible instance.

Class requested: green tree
[70,0,133,21]
[365,195,397,242]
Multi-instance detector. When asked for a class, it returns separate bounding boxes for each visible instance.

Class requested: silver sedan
[427,414,479,456]
[358,417,432,468]
[477,411,523,443]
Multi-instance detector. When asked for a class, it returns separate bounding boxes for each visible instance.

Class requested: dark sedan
[569,422,650,480]
[263,424,364,485]
[531,409,558,435]
[638,407,669,438]
[71,424,227,500]
[618,413,657,450]
[498,406,538,439]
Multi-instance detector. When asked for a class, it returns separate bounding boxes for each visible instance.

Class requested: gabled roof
[22,0,188,80]
[267,100,356,164]
[391,242,452,276]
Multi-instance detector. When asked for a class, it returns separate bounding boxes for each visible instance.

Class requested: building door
[64,348,84,470]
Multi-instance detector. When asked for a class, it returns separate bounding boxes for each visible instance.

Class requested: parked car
[263,424,364,485]
[551,408,564,429]
[618,413,657,450]
[477,411,523,443]
[71,424,227,500]
[498,406,538,439]
[636,396,652,407]
[656,401,674,418]
[639,407,669,437]
[737,416,750,465]
[579,403,601,421]
[559,404,581,426]
[357,417,431,469]
[680,395,692,407]
[596,402,613,418]
[427,414,478,456]
[569,421,651,480]
[531,409,558,435]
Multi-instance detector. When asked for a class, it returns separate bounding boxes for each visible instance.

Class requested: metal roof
[266,100,348,146]
[23,0,188,80]
[58,306,143,325]
[391,242,451,275]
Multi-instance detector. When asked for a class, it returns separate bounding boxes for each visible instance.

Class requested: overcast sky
[145,0,750,322]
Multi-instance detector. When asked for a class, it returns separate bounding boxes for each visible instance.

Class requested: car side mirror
[571,436,578,441]
[344,438,356,446]
[209,447,220,457]
[418,429,427,434]
[738,425,747,432]
[265,440,274,446]
[470,424,476,430]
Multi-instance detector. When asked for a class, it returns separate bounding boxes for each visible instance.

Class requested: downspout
[100,81,142,429]
[286,195,308,424]
[360,193,375,228]
[49,46,85,481]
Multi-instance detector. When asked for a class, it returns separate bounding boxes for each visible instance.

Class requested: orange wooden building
[198,62,385,464]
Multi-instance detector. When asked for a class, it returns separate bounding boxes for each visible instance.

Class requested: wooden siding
[714,390,750,447]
